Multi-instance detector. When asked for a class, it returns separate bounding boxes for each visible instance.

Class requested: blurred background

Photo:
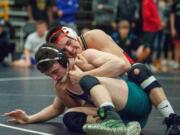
[0,0,179,73]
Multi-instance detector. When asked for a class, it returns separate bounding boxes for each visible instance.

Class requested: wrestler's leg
[63,107,99,133]
[97,77,152,127]
[79,75,121,121]
[79,75,141,135]
[81,76,141,135]
[127,63,175,117]
[127,63,180,134]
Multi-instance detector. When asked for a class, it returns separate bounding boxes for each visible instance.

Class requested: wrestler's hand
[4,109,30,124]
[75,54,88,69]
[75,54,95,70]
[69,65,84,84]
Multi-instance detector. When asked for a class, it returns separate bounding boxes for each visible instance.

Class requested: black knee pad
[63,111,87,133]
[79,75,100,95]
[127,63,162,93]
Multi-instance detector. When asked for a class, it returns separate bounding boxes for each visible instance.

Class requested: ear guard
[61,26,78,40]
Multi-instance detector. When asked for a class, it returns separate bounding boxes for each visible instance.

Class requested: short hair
[46,25,63,43]
[35,43,68,73]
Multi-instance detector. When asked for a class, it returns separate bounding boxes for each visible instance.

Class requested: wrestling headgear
[47,26,78,44]
[36,44,68,72]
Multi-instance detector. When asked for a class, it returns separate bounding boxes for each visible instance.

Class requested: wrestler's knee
[79,75,100,95]
[127,63,162,94]
[63,111,87,133]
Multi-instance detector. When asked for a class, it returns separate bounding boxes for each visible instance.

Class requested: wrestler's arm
[84,30,131,73]
[75,54,95,71]
[28,97,65,123]
[80,49,126,77]
[4,97,65,124]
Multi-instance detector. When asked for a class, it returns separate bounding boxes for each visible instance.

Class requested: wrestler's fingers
[73,65,81,70]
[75,58,82,64]
[7,118,16,123]
[75,57,83,64]
[15,109,25,114]
[77,54,83,58]
[4,111,17,116]
[4,110,22,117]
[77,54,86,61]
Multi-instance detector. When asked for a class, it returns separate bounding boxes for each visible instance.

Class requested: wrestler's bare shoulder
[54,81,82,108]
[81,48,100,56]
[83,29,106,40]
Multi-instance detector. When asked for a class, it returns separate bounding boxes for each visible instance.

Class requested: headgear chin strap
[60,63,69,83]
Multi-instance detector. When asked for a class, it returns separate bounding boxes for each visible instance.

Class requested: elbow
[115,59,131,73]
[125,61,131,71]
[53,103,64,115]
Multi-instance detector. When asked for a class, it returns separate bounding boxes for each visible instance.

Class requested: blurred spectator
[12,21,47,68]
[142,0,161,70]
[52,0,78,32]
[111,20,150,63]
[170,0,180,69]
[28,0,53,24]
[0,19,15,65]
[153,0,170,70]
[92,0,118,35]
[116,0,140,29]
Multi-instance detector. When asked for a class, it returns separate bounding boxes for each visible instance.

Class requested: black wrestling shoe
[163,114,180,135]
[166,125,180,135]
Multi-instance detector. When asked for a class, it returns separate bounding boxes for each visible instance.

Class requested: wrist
[80,72,88,78]
[26,116,32,124]
[28,115,36,124]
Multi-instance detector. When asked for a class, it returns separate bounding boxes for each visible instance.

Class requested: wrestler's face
[57,36,83,58]
[45,62,67,82]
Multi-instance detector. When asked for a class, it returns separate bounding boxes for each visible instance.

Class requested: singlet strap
[80,34,88,50]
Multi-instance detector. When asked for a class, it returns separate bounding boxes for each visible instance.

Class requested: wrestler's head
[35,43,69,82]
[46,26,83,58]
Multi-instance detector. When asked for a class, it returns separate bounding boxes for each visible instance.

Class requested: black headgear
[36,46,68,70]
